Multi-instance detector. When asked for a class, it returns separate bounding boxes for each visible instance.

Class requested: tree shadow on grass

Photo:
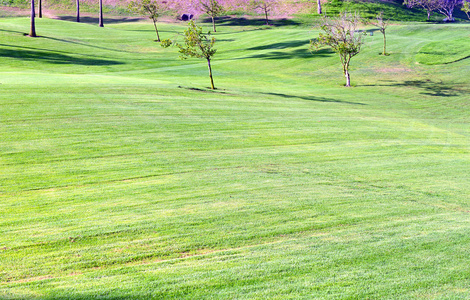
[365,79,462,97]
[0,28,27,35]
[247,48,333,60]
[262,92,366,105]
[178,86,229,94]
[0,45,123,66]
[55,16,142,24]
[247,39,311,51]
[202,16,301,27]
[42,36,135,53]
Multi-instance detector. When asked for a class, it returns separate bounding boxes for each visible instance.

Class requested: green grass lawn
[0,16,469,299]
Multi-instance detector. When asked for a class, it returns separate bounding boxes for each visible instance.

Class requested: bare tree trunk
[30,0,37,37]
[152,19,160,42]
[99,0,104,27]
[211,16,216,32]
[427,10,431,20]
[382,31,386,55]
[76,0,80,22]
[265,9,269,25]
[317,0,322,14]
[343,61,351,87]
[207,58,215,89]
[345,69,350,87]
[38,0,42,18]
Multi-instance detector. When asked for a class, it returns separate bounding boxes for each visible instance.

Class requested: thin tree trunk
[317,0,322,15]
[345,69,350,87]
[99,0,104,27]
[382,32,386,55]
[76,0,80,22]
[427,10,431,20]
[212,16,216,32]
[38,0,42,18]
[30,0,37,37]
[152,19,160,42]
[343,60,351,87]
[265,9,269,25]
[207,58,215,89]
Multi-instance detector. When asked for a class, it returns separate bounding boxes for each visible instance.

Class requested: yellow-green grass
[0,17,469,299]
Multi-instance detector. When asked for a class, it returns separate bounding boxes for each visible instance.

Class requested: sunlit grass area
[0,16,469,299]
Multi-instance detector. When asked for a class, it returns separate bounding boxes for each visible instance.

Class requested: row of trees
[160,10,391,89]
[27,0,470,38]
[128,0,279,41]
[29,0,105,36]
[404,0,468,21]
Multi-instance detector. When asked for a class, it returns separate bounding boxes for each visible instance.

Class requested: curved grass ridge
[416,38,470,65]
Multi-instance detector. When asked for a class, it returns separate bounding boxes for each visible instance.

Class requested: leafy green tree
[462,1,470,19]
[162,21,217,89]
[311,12,365,87]
[129,0,168,42]
[200,0,224,32]
[369,11,389,56]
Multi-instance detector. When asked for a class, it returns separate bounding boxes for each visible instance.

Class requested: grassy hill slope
[0,17,469,299]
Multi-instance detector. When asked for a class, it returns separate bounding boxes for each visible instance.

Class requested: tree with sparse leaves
[162,21,217,89]
[404,0,462,21]
[404,0,440,20]
[311,12,365,87]
[200,0,224,32]
[369,11,389,56]
[129,0,168,41]
[251,0,276,25]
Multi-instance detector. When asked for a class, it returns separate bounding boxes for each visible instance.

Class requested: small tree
[370,11,389,56]
[129,0,168,42]
[251,0,276,25]
[462,0,470,19]
[404,0,440,21]
[311,12,365,87]
[200,0,224,32]
[405,0,462,21]
[162,21,217,89]
[435,0,462,21]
